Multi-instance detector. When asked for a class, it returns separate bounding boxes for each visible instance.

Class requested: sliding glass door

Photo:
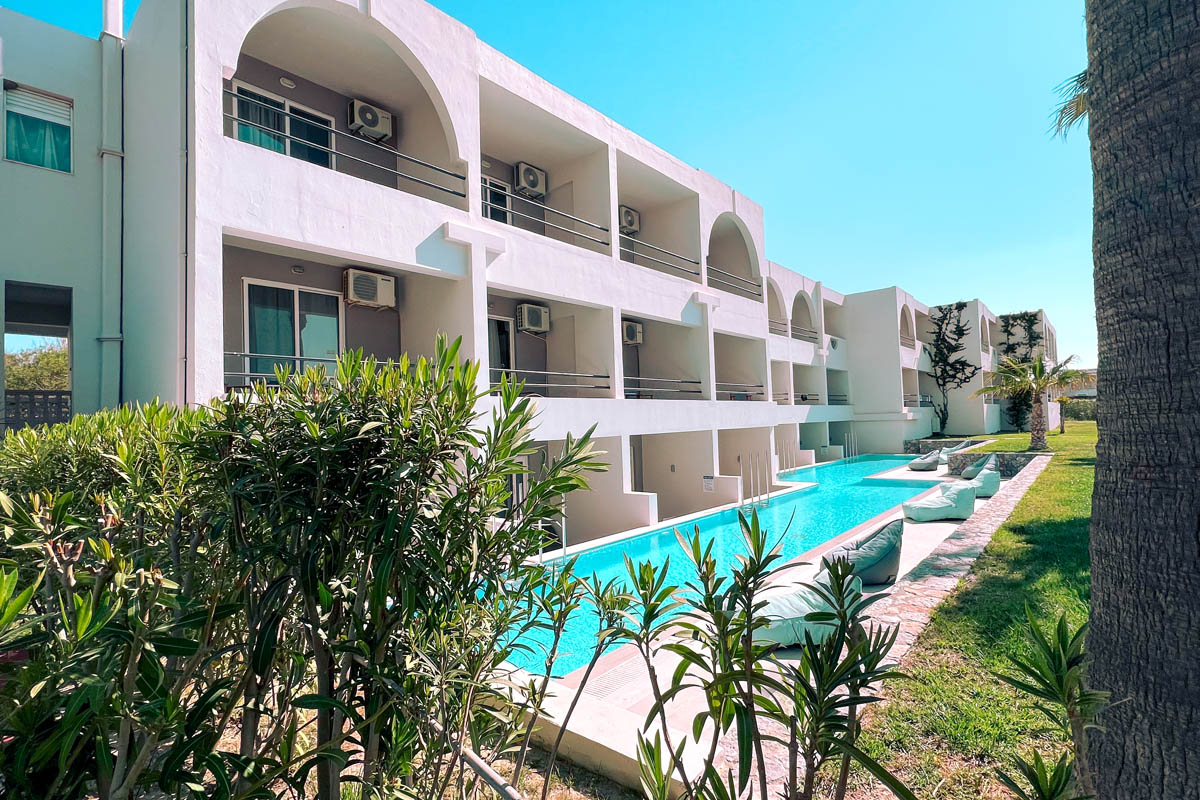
[246,282,341,382]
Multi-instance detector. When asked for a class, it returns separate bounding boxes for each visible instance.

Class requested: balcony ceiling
[616,151,696,209]
[241,7,428,113]
[479,79,603,167]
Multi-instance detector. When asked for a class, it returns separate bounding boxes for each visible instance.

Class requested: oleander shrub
[1062,399,1096,421]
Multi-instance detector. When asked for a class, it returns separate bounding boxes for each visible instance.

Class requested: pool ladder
[741,451,772,510]
[842,430,860,460]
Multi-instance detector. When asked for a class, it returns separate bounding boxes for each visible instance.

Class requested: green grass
[848,421,1096,799]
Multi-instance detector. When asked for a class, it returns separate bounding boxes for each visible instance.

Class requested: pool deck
[525,454,1051,795]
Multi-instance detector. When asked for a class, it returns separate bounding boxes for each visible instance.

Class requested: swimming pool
[508,454,931,676]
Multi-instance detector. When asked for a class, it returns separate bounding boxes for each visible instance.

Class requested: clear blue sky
[6,1,1095,366]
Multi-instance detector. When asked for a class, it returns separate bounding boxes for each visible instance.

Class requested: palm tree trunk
[1029,392,1047,450]
[1087,2,1200,798]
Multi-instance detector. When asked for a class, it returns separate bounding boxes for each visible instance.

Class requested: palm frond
[1052,69,1089,139]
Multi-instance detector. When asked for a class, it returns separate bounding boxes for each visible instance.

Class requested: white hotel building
[0,0,1056,546]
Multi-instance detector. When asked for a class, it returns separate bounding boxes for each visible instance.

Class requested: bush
[1062,398,1096,420]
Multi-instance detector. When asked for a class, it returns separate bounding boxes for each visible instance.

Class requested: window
[4,84,72,173]
[482,177,510,224]
[233,83,334,169]
[242,280,342,383]
[4,282,72,430]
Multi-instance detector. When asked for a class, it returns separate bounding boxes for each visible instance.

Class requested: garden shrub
[1063,398,1096,420]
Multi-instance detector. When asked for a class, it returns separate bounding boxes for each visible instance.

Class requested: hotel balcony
[479,79,611,255]
[714,332,767,401]
[623,316,707,400]
[706,213,763,301]
[221,9,468,211]
[221,243,469,392]
[615,152,703,284]
[486,292,615,399]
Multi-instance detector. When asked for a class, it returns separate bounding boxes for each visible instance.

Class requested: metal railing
[706,265,763,297]
[715,381,765,400]
[827,393,850,405]
[767,318,789,336]
[772,391,790,403]
[791,324,820,343]
[481,179,611,247]
[984,396,1002,405]
[618,235,700,277]
[900,334,917,349]
[623,375,704,399]
[903,393,934,407]
[4,390,72,430]
[223,89,468,198]
[794,391,822,405]
[489,367,611,396]
[222,352,406,388]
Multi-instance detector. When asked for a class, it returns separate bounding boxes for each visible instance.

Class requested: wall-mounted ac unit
[343,269,396,308]
[515,162,547,198]
[516,303,550,333]
[618,205,641,236]
[622,319,644,345]
[348,99,394,141]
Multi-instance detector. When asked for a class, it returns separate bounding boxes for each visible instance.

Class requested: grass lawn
[847,421,1096,799]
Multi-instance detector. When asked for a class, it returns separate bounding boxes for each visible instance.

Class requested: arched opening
[899,304,915,348]
[766,280,787,335]
[224,4,467,208]
[706,213,761,300]
[790,292,818,343]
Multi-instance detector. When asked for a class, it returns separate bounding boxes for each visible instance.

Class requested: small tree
[3,340,69,390]
[928,302,980,433]
[975,353,1081,450]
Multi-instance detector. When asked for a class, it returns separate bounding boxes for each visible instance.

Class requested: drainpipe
[98,0,125,410]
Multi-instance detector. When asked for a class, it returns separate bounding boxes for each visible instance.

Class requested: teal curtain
[6,112,70,172]
[247,285,295,381]
[235,89,285,153]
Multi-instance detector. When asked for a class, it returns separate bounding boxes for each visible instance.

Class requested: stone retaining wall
[947,450,1045,478]
[902,438,988,455]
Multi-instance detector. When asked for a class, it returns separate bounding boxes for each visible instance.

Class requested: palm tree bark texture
[1087,1,1200,797]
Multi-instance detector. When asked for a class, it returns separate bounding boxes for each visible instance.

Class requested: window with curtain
[4,86,71,173]
[234,84,333,168]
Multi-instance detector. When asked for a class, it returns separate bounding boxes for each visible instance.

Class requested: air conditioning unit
[516,303,550,333]
[622,319,644,346]
[618,205,641,236]
[343,269,396,308]
[515,162,547,198]
[348,100,394,141]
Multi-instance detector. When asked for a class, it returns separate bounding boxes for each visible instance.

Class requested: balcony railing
[618,235,700,277]
[706,265,762,298]
[223,351,398,389]
[900,334,917,349]
[772,391,790,404]
[223,90,468,199]
[903,393,934,407]
[767,318,789,336]
[481,179,611,248]
[715,381,765,400]
[794,391,822,405]
[827,393,850,405]
[4,390,71,430]
[489,368,611,396]
[624,376,703,399]
[791,324,820,343]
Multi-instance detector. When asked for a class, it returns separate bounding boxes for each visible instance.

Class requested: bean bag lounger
[966,466,1001,498]
[821,518,904,586]
[756,565,862,648]
[908,449,941,471]
[903,481,977,521]
[961,453,998,480]
[939,440,971,464]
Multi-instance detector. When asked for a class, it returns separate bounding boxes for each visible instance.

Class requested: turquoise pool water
[509,455,931,676]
